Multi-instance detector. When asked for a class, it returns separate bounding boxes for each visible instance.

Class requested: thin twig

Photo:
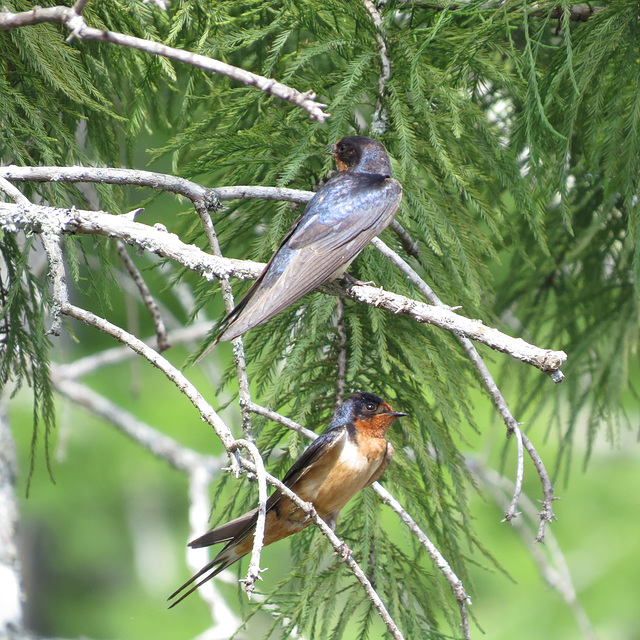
[249,402,318,440]
[389,219,420,257]
[194,200,254,441]
[520,430,556,542]
[233,439,268,599]
[0,7,329,122]
[116,241,170,352]
[361,0,391,134]
[370,237,557,535]
[503,425,524,522]
[0,201,567,377]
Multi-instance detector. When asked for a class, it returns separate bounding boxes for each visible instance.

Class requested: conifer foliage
[0,1,628,638]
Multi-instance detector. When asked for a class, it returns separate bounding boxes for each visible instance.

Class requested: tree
[0,1,634,639]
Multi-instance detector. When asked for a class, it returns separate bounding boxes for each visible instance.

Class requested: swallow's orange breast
[294,432,389,522]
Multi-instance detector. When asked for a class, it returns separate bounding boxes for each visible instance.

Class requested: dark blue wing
[217,171,402,341]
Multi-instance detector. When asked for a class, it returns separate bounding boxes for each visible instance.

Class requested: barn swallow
[210,136,402,345]
[168,391,406,607]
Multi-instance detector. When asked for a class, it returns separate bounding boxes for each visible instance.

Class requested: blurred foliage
[2,0,640,638]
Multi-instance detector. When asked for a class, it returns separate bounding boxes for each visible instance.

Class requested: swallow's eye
[365,402,377,412]
[338,143,347,152]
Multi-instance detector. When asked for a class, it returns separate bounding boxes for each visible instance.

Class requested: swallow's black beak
[387,411,407,418]
[326,143,336,156]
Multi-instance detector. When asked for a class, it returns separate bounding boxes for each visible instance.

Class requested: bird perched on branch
[168,391,406,607]
[206,135,402,349]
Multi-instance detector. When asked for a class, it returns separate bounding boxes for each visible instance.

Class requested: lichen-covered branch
[0,6,328,121]
[0,201,567,376]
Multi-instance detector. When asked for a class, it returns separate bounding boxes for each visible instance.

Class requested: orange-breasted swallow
[168,392,406,607]
[212,136,402,344]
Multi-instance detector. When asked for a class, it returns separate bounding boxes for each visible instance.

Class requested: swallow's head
[332,136,392,176]
[331,391,407,437]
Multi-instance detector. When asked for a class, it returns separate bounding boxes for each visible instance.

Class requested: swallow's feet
[339,273,375,287]
[333,542,352,561]
[304,505,318,523]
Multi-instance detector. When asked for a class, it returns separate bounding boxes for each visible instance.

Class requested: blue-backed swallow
[168,392,406,607]
[211,136,402,345]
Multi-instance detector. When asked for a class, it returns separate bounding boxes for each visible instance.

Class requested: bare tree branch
[116,241,170,352]
[1,165,213,202]
[503,424,524,523]
[249,402,318,440]
[40,231,69,336]
[0,164,316,207]
[193,200,254,441]
[371,236,558,536]
[361,0,391,134]
[389,219,420,257]
[233,439,268,599]
[520,430,557,542]
[0,6,329,122]
[0,202,567,376]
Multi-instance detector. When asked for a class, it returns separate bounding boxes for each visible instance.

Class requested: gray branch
[361,0,391,134]
[193,200,254,441]
[233,439,268,599]
[371,237,557,536]
[116,241,170,352]
[0,6,328,121]
[40,231,69,336]
[0,201,567,377]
